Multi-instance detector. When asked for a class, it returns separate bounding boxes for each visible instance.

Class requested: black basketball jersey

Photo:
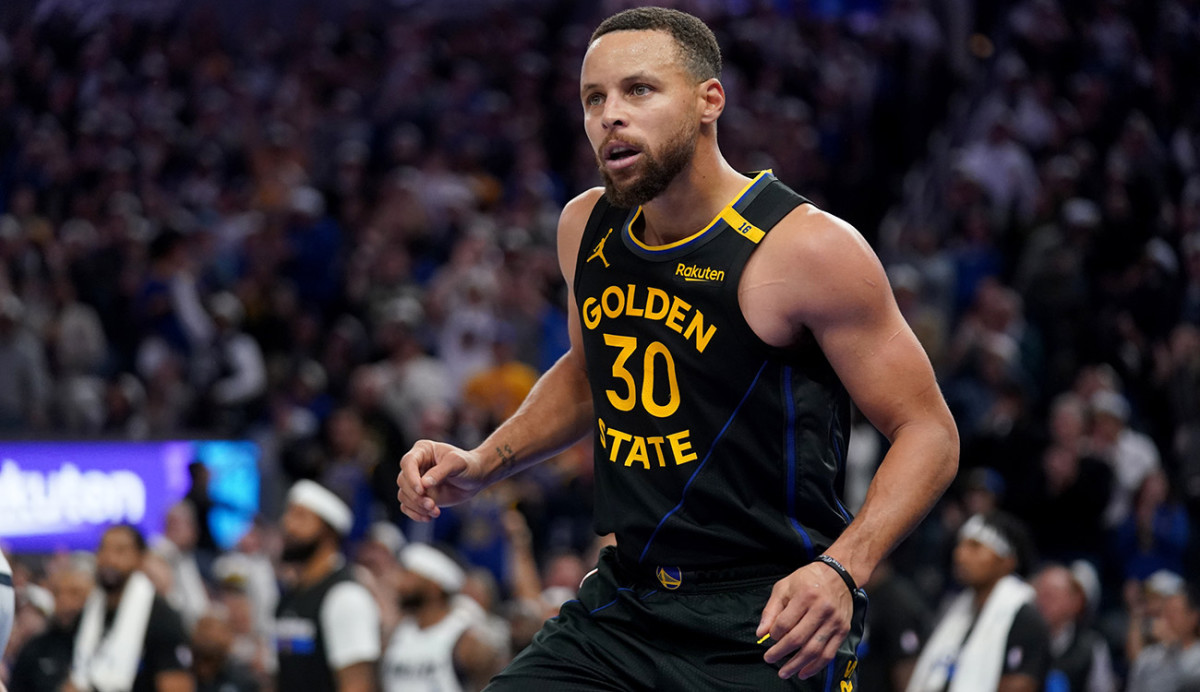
[573,171,853,571]
[276,564,356,692]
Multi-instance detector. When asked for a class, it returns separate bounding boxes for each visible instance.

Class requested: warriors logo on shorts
[656,566,683,590]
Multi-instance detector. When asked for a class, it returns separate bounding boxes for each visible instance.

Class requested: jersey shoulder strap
[737,177,811,242]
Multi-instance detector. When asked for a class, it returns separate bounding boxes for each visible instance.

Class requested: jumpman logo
[587,228,614,267]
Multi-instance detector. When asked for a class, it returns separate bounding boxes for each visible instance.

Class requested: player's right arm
[397,188,604,522]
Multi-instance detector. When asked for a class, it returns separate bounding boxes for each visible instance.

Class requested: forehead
[286,503,322,525]
[101,528,136,550]
[581,29,685,83]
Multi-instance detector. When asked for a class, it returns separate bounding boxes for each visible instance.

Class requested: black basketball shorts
[486,547,868,691]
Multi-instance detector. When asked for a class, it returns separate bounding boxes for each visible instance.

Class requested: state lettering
[597,418,696,468]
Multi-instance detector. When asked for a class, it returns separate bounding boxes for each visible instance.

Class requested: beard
[96,566,130,594]
[398,591,429,612]
[280,536,321,564]
[597,121,698,209]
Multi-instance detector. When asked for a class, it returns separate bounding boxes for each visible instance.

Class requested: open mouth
[602,141,643,170]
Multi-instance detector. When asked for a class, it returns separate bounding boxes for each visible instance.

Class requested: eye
[585,92,604,107]
[631,84,652,97]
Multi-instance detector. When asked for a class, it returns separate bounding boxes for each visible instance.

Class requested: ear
[698,78,725,124]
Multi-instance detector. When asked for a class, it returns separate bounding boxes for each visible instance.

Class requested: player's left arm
[755,208,958,680]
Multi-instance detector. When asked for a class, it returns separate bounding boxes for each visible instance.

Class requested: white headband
[287,480,353,536]
[400,543,464,593]
[959,514,1014,559]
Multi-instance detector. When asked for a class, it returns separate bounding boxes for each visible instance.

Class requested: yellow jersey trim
[625,170,771,252]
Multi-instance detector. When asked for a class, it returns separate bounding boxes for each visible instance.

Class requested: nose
[601,98,627,131]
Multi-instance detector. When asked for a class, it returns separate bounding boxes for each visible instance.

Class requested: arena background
[0,0,1197,688]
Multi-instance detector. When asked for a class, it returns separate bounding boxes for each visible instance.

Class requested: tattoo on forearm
[496,444,517,472]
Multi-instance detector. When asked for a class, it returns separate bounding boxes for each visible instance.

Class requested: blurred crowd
[0,0,1198,689]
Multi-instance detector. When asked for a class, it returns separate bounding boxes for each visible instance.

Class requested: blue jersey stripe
[637,361,770,564]
[784,367,816,557]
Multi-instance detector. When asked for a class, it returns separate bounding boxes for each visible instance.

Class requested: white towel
[71,571,156,692]
[907,575,1035,692]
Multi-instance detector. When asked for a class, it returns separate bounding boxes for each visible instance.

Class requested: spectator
[1113,470,1190,582]
[1032,562,1117,692]
[0,548,13,679]
[195,292,267,435]
[9,554,93,692]
[0,294,51,432]
[183,462,218,556]
[1125,570,1187,670]
[191,614,258,692]
[858,558,933,692]
[1088,390,1162,529]
[67,525,193,692]
[275,481,380,692]
[908,512,1051,692]
[381,543,502,692]
[1125,583,1200,692]
[151,502,211,630]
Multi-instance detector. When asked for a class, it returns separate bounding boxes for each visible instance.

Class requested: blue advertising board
[0,441,259,553]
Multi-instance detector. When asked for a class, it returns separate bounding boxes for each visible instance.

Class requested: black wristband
[814,554,858,596]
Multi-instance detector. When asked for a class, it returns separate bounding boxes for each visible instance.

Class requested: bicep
[556,189,603,372]
[154,670,195,692]
[996,674,1040,692]
[335,661,376,692]
[798,223,949,440]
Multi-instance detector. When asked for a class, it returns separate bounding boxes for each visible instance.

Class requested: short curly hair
[590,7,721,81]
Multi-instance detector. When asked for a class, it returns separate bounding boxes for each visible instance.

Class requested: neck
[194,661,219,683]
[105,580,130,611]
[636,144,748,246]
[300,544,340,586]
[413,598,451,629]
[972,575,1005,611]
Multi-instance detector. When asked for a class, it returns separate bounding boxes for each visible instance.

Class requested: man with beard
[399,7,959,690]
[274,480,380,692]
[67,525,193,692]
[380,543,502,692]
[10,555,95,691]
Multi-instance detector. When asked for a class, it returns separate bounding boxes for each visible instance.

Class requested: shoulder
[759,206,884,294]
[743,204,893,338]
[1006,602,1050,648]
[559,187,605,226]
[320,580,378,624]
[557,188,605,243]
[149,594,186,633]
[557,187,606,279]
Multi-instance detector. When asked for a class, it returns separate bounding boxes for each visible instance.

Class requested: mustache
[596,134,648,158]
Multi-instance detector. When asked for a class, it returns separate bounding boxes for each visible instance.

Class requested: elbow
[938,417,961,492]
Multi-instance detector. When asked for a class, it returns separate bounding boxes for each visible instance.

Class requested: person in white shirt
[275,480,381,692]
[381,544,502,692]
[151,501,210,630]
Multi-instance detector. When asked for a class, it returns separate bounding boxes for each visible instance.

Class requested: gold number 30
[603,334,680,418]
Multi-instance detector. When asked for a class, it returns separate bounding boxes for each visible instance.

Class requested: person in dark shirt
[908,511,1051,692]
[191,614,259,692]
[9,555,93,691]
[184,461,219,554]
[65,524,194,692]
[859,558,933,691]
[1033,563,1117,692]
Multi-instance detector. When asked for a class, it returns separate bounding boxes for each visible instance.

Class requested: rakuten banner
[0,441,257,552]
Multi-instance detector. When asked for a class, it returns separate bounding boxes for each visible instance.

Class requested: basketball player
[398,7,958,690]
